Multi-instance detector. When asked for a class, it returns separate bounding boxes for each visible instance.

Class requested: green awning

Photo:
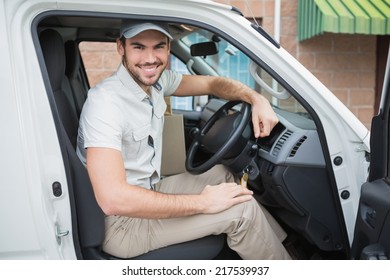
[298,0,390,41]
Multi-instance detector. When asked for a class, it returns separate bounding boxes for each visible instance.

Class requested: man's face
[117,30,170,92]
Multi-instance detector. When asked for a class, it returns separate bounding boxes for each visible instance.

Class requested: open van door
[351,46,390,260]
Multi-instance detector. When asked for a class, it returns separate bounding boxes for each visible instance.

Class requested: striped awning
[298,0,390,41]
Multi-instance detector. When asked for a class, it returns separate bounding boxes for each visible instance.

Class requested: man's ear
[116,38,125,56]
[167,39,171,53]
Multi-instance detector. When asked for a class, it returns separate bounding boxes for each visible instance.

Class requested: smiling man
[76,20,291,260]
[118,22,171,91]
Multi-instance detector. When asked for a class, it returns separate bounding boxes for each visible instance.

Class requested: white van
[0,0,389,260]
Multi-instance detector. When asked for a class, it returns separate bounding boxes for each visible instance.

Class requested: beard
[122,54,166,89]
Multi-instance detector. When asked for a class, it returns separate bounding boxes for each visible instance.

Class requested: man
[77,20,291,259]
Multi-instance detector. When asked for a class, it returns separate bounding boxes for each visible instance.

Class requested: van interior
[35,12,349,260]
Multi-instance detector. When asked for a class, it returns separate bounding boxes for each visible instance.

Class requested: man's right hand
[199,183,253,214]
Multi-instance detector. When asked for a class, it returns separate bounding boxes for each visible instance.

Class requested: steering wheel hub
[186,100,251,174]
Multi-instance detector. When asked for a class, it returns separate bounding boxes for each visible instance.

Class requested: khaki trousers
[103,165,291,259]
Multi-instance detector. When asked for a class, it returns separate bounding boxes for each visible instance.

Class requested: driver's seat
[39,28,225,260]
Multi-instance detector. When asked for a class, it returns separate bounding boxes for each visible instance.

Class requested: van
[0,0,389,260]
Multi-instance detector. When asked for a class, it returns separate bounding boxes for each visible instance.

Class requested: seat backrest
[39,29,105,258]
[39,29,79,149]
[65,40,89,118]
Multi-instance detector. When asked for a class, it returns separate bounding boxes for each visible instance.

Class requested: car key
[241,170,249,188]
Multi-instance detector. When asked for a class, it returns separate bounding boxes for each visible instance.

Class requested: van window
[180,29,309,118]
[170,56,194,111]
[79,41,120,88]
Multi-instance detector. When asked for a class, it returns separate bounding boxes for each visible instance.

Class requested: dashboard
[201,99,344,252]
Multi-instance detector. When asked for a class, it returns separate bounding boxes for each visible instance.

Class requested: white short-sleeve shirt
[77,63,182,189]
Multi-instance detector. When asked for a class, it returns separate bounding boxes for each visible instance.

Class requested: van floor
[214,233,347,260]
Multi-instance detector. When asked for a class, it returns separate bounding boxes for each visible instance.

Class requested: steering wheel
[186,100,251,174]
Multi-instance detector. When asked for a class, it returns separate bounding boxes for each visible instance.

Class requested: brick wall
[297,34,376,127]
[80,0,377,128]
[79,42,121,88]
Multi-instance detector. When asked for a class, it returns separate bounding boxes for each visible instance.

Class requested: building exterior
[80,0,390,129]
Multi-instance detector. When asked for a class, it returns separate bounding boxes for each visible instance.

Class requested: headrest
[39,29,66,91]
[65,40,81,79]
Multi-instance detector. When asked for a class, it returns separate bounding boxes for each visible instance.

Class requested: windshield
[180,29,310,118]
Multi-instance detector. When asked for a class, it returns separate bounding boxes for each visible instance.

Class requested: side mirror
[190,42,218,57]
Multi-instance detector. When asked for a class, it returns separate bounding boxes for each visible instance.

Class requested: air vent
[289,136,307,157]
[272,130,293,156]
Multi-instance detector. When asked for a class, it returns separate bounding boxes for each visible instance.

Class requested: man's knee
[229,197,260,222]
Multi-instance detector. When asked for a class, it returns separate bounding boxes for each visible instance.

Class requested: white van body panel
[1,0,76,259]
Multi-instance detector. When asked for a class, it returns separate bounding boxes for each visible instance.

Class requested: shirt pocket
[123,125,151,160]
